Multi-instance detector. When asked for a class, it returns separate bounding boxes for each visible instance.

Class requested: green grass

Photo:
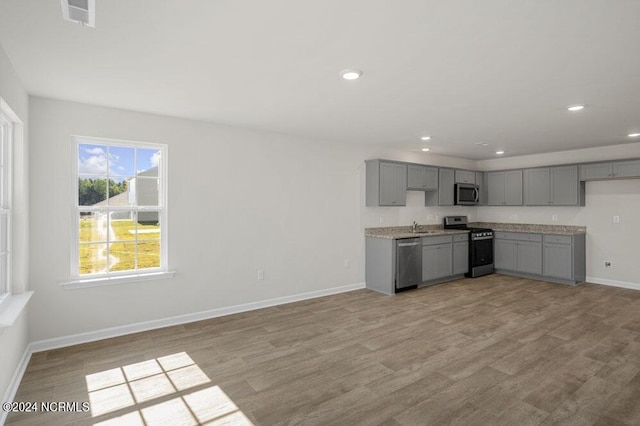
[79,217,160,274]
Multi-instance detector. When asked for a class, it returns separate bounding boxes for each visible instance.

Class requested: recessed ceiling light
[420,136,431,141]
[339,69,362,80]
[628,133,640,138]
[495,150,505,155]
[567,105,585,111]
[421,148,430,152]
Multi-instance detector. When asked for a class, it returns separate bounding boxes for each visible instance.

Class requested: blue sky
[78,143,160,179]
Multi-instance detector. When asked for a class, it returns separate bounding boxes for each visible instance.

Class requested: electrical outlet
[379,215,384,224]
[344,258,350,268]
[605,262,611,268]
[257,269,265,280]
[613,215,620,224]
[552,214,558,222]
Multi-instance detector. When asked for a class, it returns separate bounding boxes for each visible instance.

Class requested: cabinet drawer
[453,234,469,242]
[543,234,573,244]
[494,231,542,242]
[422,235,453,246]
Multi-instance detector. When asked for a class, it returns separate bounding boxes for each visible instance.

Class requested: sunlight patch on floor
[86,352,254,425]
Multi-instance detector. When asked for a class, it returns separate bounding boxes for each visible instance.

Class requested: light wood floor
[7,274,640,425]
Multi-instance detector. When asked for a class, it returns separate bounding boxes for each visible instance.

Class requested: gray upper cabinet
[524,168,550,206]
[579,162,613,180]
[524,165,581,206]
[487,170,523,206]
[476,172,486,205]
[438,169,455,206]
[580,160,640,181]
[365,160,407,206]
[407,164,438,191]
[455,170,475,184]
[613,160,640,178]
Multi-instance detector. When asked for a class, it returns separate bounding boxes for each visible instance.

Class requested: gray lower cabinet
[517,241,543,275]
[438,169,455,206]
[422,244,452,281]
[542,234,585,283]
[494,232,542,275]
[407,164,438,191]
[494,232,586,285]
[487,170,523,206]
[453,240,469,275]
[365,234,466,295]
[580,160,640,181]
[365,160,407,206]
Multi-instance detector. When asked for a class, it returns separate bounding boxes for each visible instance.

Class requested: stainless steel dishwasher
[396,238,422,290]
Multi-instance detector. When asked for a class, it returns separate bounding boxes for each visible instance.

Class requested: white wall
[477,145,640,287]
[0,43,30,405]
[21,98,383,341]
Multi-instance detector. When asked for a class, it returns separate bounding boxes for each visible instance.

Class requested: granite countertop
[364,225,468,239]
[366,222,586,239]
[470,222,586,235]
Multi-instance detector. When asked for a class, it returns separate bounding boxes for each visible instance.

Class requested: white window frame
[69,136,170,285]
[0,110,12,307]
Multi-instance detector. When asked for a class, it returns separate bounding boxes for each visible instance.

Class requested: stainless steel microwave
[454,183,479,205]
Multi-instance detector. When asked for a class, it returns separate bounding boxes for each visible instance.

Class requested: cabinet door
[524,168,550,205]
[543,243,573,280]
[504,170,524,205]
[495,239,517,270]
[379,162,397,206]
[550,165,578,205]
[580,163,612,180]
[455,170,475,184]
[407,164,425,190]
[435,244,453,278]
[424,167,438,190]
[393,163,407,205]
[487,172,505,206]
[438,169,455,206]
[476,172,485,205]
[613,160,640,178]
[409,165,438,190]
[517,241,542,275]
[422,245,438,281]
[453,241,469,275]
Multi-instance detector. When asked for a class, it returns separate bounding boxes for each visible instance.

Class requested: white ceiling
[1,0,639,160]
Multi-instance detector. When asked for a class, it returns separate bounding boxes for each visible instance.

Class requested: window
[73,138,167,280]
[0,111,11,302]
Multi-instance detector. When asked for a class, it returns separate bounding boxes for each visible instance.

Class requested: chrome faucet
[412,221,418,233]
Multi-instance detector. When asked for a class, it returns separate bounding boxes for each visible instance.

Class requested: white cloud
[85,147,105,155]
[79,154,108,175]
[150,151,161,167]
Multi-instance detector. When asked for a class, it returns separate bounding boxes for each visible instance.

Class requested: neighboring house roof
[93,189,130,207]
[138,167,158,177]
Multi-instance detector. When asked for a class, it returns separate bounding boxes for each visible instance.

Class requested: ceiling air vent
[61,0,96,28]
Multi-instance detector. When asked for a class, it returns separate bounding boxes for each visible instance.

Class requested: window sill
[60,271,176,290]
[0,291,34,328]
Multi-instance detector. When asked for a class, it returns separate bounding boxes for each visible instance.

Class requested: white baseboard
[586,276,640,291]
[30,282,366,353]
[0,344,32,426]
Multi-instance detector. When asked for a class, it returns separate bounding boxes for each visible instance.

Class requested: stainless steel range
[444,216,495,278]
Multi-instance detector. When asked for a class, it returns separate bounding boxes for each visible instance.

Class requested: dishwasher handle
[398,242,421,247]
